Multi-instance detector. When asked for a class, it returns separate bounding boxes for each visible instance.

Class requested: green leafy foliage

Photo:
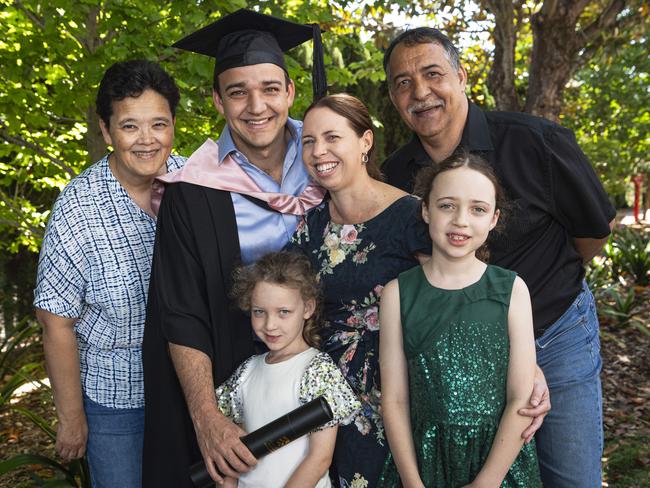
[604,437,650,487]
[588,226,650,289]
[0,318,90,487]
[564,37,650,200]
[0,453,89,487]
[598,287,647,335]
[612,227,650,286]
[0,320,44,406]
[587,226,650,336]
[0,0,370,252]
[1,1,648,253]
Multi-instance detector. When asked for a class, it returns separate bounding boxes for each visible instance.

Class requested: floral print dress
[287,195,431,488]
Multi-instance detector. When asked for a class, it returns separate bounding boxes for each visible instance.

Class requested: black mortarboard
[173,9,327,100]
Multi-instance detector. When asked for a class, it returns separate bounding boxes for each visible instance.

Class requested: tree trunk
[85,106,107,164]
[524,1,587,120]
[485,0,522,111]
[82,5,108,164]
[486,0,631,120]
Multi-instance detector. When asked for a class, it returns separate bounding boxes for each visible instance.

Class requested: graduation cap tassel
[311,24,328,101]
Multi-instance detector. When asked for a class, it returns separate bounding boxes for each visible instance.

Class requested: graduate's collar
[151,138,324,216]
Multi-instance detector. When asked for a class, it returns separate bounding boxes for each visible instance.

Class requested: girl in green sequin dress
[379,152,541,488]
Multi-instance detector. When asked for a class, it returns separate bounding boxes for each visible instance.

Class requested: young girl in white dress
[217,251,361,488]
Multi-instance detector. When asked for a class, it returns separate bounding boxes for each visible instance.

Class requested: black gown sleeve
[142,182,254,487]
[153,182,215,358]
[146,182,253,384]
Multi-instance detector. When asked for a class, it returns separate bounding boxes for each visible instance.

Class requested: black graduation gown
[142,182,255,488]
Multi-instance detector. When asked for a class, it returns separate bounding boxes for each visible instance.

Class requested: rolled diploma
[190,396,333,487]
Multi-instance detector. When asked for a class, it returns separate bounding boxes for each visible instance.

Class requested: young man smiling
[213,63,295,182]
[142,9,327,488]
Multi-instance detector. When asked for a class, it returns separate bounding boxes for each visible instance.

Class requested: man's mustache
[407,100,444,114]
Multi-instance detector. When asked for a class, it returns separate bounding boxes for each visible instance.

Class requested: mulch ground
[600,285,650,487]
[1,292,649,487]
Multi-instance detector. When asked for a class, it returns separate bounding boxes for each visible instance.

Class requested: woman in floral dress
[287,94,430,487]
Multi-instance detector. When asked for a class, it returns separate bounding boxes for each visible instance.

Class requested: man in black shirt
[382,28,614,487]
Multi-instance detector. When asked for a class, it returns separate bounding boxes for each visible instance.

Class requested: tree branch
[47,113,86,125]
[573,0,594,16]
[484,0,521,111]
[0,124,76,177]
[578,10,643,67]
[84,5,100,53]
[0,192,46,237]
[13,0,45,29]
[51,9,88,51]
[540,0,559,17]
[581,0,626,43]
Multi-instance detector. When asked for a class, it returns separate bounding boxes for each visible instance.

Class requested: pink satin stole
[151,139,325,216]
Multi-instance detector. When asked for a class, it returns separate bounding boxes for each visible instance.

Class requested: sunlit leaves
[1,0,647,251]
[564,37,650,200]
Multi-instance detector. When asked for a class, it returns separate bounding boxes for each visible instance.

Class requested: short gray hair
[383,27,461,84]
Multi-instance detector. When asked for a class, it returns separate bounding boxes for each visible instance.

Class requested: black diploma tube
[190,396,333,488]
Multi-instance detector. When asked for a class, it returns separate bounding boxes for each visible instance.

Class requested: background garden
[0,0,648,486]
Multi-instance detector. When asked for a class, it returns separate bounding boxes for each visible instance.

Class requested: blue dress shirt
[217,118,310,264]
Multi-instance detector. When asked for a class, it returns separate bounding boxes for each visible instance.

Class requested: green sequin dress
[379,265,541,488]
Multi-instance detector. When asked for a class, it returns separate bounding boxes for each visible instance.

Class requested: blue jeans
[83,395,144,488]
[535,282,603,487]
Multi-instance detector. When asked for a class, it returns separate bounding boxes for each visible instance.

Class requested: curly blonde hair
[231,252,323,348]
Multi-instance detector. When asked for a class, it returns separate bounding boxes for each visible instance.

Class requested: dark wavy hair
[96,60,180,127]
[414,149,509,262]
[303,93,384,181]
[231,252,323,348]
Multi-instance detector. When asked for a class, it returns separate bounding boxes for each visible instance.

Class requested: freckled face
[100,89,175,183]
[250,282,315,359]
[301,106,372,192]
[422,167,499,260]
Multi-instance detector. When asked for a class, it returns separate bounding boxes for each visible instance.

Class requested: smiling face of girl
[422,166,500,261]
[250,281,316,362]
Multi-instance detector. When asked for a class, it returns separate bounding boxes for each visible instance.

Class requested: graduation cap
[173,9,327,100]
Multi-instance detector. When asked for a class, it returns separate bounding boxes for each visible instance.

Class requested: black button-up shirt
[383,102,615,335]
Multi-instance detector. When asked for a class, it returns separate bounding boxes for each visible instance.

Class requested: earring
[361,152,369,164]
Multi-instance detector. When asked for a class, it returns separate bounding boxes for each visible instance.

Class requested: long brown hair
[303,93,384,181]
[231,252,323,348]
[414,149,509,261]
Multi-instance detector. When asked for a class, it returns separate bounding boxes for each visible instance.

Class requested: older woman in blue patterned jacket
[34,60,184,488]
